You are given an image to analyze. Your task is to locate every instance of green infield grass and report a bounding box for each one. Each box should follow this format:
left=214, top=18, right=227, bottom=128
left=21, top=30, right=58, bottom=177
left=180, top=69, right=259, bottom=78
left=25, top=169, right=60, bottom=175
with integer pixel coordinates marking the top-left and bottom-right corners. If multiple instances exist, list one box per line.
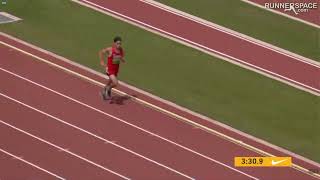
left=0, top=0, right=319, bottom=162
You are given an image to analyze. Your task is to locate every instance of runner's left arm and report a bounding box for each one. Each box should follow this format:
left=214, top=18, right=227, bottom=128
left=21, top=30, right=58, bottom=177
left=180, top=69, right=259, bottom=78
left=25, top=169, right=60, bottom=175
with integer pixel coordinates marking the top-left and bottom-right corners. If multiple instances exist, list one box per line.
left=120, top=50, right=126, bottom=63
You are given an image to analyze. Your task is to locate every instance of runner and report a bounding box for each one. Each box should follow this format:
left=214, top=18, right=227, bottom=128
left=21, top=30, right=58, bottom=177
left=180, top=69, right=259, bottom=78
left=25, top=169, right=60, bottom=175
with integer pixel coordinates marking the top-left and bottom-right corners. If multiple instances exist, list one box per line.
left=99, top=36, right=125, bottom=100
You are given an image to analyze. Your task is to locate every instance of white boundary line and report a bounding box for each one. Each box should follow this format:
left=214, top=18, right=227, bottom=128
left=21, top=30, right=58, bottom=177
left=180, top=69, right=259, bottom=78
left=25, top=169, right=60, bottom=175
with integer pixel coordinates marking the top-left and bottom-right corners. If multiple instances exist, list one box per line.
left=0, top=93, right=194, bottom=180
left=0, top=67, right=260, bottom=180
left=139, top=0, right=320, bottom=67
left=0, top=12, right=22, bottom=24
left=1, top=31, right=319, bottom=169
left=0, top=38, right=319, bottom=179
left=0, top=6, right=318, bottom=168
left=0, top=148, right=66, bottom=180
left=240, top=0, right=320, bottom=29
left=75, top=0, right=320, bottom=96
left=0, top=120, right=130, bottom=179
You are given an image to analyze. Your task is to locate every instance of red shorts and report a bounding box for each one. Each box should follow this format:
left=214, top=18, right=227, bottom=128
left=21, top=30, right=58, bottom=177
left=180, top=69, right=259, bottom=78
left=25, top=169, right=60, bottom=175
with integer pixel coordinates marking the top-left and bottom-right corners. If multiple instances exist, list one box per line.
left=106, top=64, right=119, bottom=77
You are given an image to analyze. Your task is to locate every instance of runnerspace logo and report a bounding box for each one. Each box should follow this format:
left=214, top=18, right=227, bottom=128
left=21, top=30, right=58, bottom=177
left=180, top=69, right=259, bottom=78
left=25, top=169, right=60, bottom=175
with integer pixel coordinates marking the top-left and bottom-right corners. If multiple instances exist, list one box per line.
left=1, top=0, right=7, bottom=5
left=265, top=2, right=318, bottom=15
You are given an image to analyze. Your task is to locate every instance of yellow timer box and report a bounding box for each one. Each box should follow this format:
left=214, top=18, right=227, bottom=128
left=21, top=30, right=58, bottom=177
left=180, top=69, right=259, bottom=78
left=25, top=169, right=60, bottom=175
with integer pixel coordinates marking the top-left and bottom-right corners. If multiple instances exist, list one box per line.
left=234, top=157, right=292, bottom=167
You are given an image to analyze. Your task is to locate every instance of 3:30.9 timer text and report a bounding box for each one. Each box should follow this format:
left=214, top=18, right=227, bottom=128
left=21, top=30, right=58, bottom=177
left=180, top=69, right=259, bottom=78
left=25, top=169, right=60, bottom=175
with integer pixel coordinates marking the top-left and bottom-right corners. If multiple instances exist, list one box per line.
left=241, top=157, right=264, bottom=165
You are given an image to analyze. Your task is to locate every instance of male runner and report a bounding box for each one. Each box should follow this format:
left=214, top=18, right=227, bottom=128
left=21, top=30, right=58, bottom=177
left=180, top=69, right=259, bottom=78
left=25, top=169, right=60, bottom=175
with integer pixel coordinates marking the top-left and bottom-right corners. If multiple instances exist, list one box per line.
left=99, top=36, right=125, bottom=100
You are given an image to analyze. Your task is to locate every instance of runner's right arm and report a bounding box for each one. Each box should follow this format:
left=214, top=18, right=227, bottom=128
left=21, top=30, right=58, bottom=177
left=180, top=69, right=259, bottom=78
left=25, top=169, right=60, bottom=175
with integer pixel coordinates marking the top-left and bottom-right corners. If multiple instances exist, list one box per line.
left=99, top=47, right=111, bottom=66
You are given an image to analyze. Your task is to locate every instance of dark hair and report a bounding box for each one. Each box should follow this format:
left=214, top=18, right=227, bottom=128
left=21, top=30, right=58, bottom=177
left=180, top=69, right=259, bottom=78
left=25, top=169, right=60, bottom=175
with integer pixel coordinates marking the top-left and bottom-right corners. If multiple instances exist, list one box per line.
left=113, top=36, right=122, bottom=42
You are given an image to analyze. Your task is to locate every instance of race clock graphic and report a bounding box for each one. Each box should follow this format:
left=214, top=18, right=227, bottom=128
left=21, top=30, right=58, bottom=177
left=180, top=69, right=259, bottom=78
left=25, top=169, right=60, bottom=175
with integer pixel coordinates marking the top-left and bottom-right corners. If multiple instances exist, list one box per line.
left=234, top=157, right=292, bottom=167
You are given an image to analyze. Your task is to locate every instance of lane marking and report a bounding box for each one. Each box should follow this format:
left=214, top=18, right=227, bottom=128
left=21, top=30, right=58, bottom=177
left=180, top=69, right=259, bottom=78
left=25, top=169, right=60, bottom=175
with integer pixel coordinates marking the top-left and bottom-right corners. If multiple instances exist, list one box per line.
left=0, top=40, right=319, bottom=179
left=0, top=120, right=130, bottom=180
left=0, top=93, right=194, bottom=180
left=0, top=12, right=22, bottom=24
left=68, top=1, right=320, bottom=96
left=1, top=32, right=318, bottom=169
left=76, top=0, right=320, bottom=95
left=0, top=148, right=66, bottom=180
left=139, top=0, right=320, bottom=67
left=240, top=0, right=320, bottom=29
left=0, top=67, right=260, bottom=180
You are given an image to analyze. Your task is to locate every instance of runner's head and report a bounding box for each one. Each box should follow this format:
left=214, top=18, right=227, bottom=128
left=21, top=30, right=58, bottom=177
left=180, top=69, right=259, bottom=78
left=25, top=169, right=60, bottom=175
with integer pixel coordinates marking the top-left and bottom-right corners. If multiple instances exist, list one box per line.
left=113, top=36, right=122, bottom=49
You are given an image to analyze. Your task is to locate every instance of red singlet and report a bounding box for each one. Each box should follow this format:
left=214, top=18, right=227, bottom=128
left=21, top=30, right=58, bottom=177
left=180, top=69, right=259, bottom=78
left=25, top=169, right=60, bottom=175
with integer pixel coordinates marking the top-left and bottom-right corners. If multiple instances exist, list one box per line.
left=106, top=46, right=124, bottom=77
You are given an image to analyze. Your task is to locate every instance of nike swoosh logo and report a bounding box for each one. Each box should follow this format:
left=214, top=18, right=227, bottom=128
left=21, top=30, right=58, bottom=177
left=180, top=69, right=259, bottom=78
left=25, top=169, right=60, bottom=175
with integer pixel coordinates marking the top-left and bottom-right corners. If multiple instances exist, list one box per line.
left=271, top=159, right=287, bottom=165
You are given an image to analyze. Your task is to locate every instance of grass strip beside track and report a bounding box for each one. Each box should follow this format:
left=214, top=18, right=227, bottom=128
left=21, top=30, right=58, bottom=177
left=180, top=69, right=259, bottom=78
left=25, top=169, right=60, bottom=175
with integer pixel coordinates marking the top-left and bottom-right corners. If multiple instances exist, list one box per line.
left=0, top=0, right=319, bottom=162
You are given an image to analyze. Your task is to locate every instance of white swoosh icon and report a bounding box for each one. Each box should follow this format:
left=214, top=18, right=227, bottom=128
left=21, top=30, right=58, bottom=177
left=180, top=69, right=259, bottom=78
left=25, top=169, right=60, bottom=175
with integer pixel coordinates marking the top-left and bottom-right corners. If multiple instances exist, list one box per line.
left=271, top=159, right=287, bottom=165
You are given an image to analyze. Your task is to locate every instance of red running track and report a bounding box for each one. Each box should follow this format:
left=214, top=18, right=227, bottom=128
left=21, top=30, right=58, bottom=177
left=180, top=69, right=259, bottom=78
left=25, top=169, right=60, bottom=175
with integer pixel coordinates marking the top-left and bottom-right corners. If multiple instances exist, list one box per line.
left=78, top=0, right=320, bottom=95
left=0, top=36, right=319, bottom=179
left=247, top=0, right=320, bottom=26
left=0, top=149, right=61, bottom=180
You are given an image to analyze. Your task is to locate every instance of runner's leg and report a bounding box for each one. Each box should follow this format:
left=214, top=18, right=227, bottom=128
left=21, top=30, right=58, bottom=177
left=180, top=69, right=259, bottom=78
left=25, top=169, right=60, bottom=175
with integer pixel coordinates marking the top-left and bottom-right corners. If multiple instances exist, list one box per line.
left=107, top=74, right=118, bottom=97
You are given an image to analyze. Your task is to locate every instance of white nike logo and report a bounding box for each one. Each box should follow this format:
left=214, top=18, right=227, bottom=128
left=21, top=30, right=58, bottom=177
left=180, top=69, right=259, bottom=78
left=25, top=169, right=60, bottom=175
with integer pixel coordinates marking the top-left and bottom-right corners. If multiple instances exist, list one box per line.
left=271, top=159, right=287, bottom=165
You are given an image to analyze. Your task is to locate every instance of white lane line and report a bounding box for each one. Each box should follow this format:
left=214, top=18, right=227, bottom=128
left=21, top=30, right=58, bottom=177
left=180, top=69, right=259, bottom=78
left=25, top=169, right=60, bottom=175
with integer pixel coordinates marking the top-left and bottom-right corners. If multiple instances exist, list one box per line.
left=0, top=67, right=259, bottom=180
left=1, top=32, right=319, bottom=169
left=69, top=2, right=320, bottom=96
left=77, top=0, right=320, bottom=95
left=0, top=40, right=318, bottom=179
left=139, top=0, right=320, bottom=67
left=0, top=93, right=194, bottom=180
left=240, top=0, right=320, bottom=29
left=0, top=119, right=130, bottom=180
left=0, top=148, right=66, bottom=180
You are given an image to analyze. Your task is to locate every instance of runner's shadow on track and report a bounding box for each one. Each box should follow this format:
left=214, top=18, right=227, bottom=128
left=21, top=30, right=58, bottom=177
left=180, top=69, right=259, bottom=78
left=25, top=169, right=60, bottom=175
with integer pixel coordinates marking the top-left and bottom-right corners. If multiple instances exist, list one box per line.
left=109, top=95, right=133, bottom=105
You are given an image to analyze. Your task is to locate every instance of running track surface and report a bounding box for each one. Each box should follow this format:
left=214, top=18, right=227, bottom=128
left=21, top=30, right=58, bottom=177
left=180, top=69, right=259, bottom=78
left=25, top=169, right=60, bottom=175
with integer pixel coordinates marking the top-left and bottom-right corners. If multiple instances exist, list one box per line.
left=78, top=0, right=320, bottom=95
left=0, top=36, right=319, bottom=179
left=246, top=0, right=320, bottom=26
